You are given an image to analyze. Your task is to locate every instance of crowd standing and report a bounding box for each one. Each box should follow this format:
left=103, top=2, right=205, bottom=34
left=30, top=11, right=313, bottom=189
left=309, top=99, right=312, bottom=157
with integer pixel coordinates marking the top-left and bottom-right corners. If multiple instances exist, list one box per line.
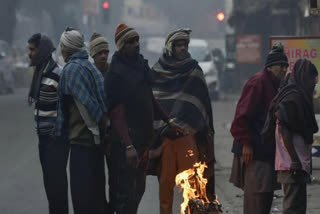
left=27, top=24, right=317, bottom=214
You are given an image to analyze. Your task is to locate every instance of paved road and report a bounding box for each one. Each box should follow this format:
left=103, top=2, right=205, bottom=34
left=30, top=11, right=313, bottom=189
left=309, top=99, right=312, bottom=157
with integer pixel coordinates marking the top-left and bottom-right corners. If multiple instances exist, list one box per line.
left=0, top=89, right=181, bottom=214
left=1, top=89, right=320, bottom=214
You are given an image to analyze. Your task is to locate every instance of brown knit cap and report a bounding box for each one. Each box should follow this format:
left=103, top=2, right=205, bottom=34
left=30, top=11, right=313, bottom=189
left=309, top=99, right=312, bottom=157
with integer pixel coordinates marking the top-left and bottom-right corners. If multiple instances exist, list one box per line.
left=114, top=24, right=139, bottom=50
left=89, top=32, right=109, bottom=57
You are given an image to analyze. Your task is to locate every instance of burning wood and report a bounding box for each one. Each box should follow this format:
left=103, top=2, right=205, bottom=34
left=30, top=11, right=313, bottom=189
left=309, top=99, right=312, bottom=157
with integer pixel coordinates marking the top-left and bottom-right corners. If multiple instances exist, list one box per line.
left=187, top=198, right=222, bottom=214
left=175, top=162, right=222, bottom=214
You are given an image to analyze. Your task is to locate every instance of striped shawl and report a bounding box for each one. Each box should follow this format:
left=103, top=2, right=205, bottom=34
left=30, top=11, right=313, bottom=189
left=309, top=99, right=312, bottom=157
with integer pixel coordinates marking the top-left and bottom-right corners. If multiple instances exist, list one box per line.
left=152, top=54, right=214, bottom=133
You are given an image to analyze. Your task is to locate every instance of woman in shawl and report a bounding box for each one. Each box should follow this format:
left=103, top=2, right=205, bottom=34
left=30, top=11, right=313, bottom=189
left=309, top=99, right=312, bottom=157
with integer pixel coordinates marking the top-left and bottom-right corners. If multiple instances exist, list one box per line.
left=263, top=59, right=318, bottom=214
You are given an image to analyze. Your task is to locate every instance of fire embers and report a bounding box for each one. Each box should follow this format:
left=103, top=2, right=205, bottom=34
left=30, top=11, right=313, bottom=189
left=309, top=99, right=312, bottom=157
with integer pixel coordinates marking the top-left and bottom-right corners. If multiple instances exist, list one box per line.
left=188, top=198, right=222, bottom=214
left=175, top=162, right=222, bottom=214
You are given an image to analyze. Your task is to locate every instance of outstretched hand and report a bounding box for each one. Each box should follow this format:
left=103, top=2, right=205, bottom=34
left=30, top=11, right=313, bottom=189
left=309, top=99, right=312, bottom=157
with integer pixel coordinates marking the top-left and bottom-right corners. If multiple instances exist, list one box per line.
left=168, top=119, right=189, bottom=136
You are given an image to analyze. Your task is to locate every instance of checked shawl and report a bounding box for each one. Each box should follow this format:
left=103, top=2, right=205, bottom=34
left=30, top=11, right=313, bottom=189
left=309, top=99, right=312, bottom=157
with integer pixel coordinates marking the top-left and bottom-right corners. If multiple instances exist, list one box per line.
left=54, top=50, right=106, bottom=136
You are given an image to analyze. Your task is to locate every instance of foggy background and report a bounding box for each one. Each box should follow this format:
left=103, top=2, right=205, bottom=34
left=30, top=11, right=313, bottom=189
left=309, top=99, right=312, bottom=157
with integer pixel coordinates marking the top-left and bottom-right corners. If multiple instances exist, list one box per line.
left=1, top=1, right=320, bottom=214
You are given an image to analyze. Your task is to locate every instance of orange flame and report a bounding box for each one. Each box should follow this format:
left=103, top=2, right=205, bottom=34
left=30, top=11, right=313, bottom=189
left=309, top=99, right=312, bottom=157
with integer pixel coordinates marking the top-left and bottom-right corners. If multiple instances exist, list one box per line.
left=175, top=162, right=209, bottom=214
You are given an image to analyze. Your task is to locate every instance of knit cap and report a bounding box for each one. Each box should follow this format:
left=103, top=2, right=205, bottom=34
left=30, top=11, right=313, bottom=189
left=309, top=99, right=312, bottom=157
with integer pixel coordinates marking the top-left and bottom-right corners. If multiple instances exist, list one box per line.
left=89, top=32, right=109, bottom=57
left=265, top=42, right=289, bottom=68
left=114, top=24, right=139, bottom=50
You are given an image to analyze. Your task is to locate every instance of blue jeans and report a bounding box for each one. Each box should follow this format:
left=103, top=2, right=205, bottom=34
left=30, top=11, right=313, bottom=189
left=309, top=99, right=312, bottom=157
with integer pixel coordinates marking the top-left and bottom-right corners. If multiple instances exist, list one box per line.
left=38, top=135, right=70, bottom=214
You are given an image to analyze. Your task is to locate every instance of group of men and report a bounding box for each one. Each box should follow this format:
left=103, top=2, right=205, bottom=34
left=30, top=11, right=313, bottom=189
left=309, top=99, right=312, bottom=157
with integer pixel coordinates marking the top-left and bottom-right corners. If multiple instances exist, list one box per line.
left=27, top=24, right=215, bottom=214
left=230, top=44, right=319, bottom=214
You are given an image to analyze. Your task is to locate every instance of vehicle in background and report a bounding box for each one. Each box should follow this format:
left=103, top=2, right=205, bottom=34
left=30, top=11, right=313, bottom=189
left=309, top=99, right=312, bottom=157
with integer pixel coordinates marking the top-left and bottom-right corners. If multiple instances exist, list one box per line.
left=0, top=40, right=15, bottom=95
left=189, top=39, right=220, bottom=100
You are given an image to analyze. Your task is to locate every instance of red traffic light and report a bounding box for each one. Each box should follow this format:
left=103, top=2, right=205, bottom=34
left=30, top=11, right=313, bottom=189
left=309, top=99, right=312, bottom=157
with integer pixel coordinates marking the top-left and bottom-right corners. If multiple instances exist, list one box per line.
left=216, top=12, right=225, bottom=22
left=103, top=1, right=110, bottom=9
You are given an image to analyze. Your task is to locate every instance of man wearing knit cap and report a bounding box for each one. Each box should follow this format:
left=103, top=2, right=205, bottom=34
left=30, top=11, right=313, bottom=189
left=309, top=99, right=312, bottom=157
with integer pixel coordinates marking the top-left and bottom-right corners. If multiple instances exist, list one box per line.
left=151, top=29, right=215, bottom=214
left=104, top=24, right=180, bottom=214
left=229, top=43, right=289, bottom=214
left=89, top=32, right=109, bottom=77
left=27, top=33, right=69, bottom=214
left=55, top=27, right=107, bottom=214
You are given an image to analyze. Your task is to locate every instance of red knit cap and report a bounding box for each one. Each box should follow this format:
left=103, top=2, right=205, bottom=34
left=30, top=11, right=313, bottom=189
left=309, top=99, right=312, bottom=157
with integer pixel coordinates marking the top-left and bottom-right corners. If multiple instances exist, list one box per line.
left=115, top=24, right=129, bottom=40
left=114, top=24, right=139, bottom=50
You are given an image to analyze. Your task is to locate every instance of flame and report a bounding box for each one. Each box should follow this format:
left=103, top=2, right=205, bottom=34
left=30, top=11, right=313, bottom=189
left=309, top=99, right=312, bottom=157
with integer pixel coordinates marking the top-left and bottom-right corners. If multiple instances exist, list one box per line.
left=175, top=162, right=209, bottom=214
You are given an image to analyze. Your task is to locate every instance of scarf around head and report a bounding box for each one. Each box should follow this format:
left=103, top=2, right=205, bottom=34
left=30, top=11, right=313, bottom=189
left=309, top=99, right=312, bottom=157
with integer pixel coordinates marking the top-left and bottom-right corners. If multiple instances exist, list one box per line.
left=262, top=59, right=319, bottom=145
left=165, top=29, right=191, bottom=56
left=28, top=34, right=55, bottom=105
left=60, top=28, right=85, bottom=56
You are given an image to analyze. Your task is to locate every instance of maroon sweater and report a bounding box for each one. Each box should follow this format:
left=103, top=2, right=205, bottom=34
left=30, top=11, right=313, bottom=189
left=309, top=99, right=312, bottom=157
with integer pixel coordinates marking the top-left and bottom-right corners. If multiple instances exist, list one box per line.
left=231, top=69, right=280, bottom=146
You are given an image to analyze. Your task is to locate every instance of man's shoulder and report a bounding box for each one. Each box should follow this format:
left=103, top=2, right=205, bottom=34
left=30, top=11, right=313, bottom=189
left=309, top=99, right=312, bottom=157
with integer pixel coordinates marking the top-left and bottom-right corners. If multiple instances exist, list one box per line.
left=245, top=70, right=265, bottom=86
left=61, top=61, right=86, bottom=79
left=64, top=59, right=89, bottom=71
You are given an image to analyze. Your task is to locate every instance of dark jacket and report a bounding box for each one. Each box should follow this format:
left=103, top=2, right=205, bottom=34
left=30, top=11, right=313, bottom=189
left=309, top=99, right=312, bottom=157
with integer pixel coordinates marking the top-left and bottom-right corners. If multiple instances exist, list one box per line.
left=105, top=52, right=165, bottom=155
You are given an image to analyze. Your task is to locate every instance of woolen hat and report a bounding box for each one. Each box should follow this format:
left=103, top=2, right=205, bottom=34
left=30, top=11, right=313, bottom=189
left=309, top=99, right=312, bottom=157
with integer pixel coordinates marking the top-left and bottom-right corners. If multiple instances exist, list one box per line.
left=265, top=42, right=289, bottom=68
left=89, top=32, right=109, bottom=57
left=114, top=24, right=139, bottom=50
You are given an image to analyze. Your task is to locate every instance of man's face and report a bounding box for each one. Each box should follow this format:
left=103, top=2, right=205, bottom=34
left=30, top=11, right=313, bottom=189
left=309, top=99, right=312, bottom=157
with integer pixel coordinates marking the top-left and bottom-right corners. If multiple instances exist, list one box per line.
left=27, top=43, right=38, bottom=66
left=173, top=40, right=188, bottom=61
left=60, top=44, right=68, bottom=62
left=93, top=49, right=109, bottom=69
left=267, top=64, right=288, bottom=80
left=122, top=36, right=140, bottom=57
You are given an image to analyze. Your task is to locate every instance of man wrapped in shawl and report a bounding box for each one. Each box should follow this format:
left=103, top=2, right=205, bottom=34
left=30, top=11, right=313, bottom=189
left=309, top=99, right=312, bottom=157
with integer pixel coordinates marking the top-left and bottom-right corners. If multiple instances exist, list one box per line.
left=151, top=29, right=215, bottom=214
left=55, top=27, right=107, bottom=214
left=263, top=59, right=318, bottom=214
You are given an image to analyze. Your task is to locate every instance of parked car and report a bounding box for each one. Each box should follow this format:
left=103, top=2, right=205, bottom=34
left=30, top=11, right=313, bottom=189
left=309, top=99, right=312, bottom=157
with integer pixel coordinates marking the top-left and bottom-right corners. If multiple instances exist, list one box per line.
left=0, top=40, right=15, bottom=94
left=189, top=39, right=220, bottom=100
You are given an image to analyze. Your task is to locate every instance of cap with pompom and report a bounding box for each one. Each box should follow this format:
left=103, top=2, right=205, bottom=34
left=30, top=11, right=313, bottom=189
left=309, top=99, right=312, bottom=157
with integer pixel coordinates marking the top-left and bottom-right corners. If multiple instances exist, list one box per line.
left=265, top=42, right=289, bottom=68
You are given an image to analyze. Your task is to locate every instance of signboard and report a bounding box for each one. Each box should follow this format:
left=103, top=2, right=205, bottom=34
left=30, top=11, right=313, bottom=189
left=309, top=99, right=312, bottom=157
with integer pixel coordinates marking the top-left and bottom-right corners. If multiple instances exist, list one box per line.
left=270, top=36, right=320, bottom=157
left=236, top=35, right=262, bottom=64
left=270, top=36, right=320, bottom=96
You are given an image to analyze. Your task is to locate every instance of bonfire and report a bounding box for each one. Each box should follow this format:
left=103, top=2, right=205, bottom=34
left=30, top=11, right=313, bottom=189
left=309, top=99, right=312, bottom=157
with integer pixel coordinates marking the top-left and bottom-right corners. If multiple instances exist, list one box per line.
left=175, top=162, right=222, bottom=214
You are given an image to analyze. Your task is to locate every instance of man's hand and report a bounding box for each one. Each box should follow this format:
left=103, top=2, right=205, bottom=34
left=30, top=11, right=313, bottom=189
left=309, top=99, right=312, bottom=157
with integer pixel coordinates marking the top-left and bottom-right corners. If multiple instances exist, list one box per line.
left=168, top=118, right=189, bottom=136
left=125, top=145, right=138, bottom=168
left=242, top=143, right=253, bottom=165
left=290, top=161, right=302, bottom=175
